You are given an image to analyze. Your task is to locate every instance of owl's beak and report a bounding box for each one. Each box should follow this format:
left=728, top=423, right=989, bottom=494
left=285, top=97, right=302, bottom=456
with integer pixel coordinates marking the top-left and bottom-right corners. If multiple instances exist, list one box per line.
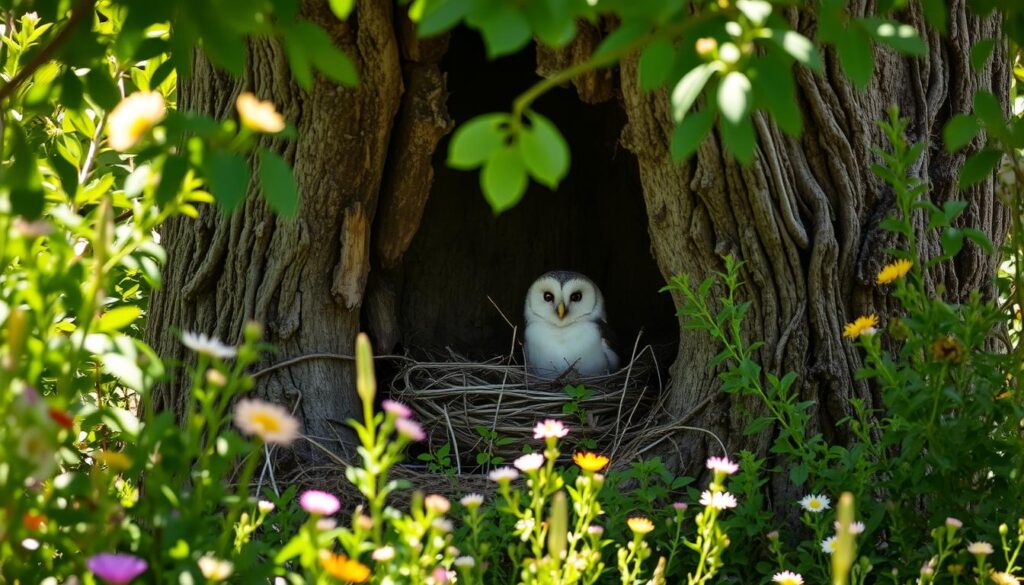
left=557, top=302, right=567, bottom=320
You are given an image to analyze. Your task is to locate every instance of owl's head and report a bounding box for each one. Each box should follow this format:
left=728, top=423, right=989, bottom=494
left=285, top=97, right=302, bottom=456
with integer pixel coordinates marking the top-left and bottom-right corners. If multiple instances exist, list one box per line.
left=524, top=271, right=606, bottom=327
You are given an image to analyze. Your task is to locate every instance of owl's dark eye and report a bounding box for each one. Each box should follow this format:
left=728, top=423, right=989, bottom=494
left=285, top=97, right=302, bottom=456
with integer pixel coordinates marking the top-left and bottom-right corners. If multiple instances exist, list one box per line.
left=570, top=291, right=582, bottom=302
left=543, top=292, right=554, bottom=302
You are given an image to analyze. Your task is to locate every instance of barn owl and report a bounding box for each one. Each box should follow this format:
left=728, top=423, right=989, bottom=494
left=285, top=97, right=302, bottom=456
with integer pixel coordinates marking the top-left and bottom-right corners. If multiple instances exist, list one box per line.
left=523, top=271, right=620, bottom=379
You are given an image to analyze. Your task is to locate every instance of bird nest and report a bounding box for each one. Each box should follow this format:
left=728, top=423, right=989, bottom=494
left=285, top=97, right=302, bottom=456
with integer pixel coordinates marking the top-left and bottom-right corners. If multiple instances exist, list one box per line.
left=390, top=335, right=667, bottom=471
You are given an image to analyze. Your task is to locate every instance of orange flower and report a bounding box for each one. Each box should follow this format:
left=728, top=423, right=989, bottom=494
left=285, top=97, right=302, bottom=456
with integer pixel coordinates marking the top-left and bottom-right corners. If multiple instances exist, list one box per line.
left=842, top=315, right=879, bottom=339
left=319, top=552, right=371, bottom=583
left=573, top=451, right=609, bottom=472
left=22, top=512, right=46, bottom=531
left=48, top=407, right=74, bottom=429
left=627, top=516, right=654, bottom=535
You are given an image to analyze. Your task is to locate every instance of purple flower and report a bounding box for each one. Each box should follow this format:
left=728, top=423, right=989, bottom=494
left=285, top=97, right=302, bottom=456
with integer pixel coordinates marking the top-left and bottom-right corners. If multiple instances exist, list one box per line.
left=396, top=418, right=426, bottom=441
left=88, top=553, right=148, bottom=584
left=382, top=400, right=412, bottom=419
left=299, top=490, right=340, bottom=516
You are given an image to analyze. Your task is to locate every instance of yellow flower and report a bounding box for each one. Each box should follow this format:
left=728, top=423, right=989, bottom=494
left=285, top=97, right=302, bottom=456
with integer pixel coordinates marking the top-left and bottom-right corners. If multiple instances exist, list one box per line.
left=573, top=451, right=609, bottom=472
left=236, top=92, right=285, bottom=133
left=234, top=398, right=300, bottom=445
left=931, top=335, right=964, bottom=363
left=197, top=555, right=233, bottom=581
left=991, top=572, right=1020, bottom=585
left=627, top=516, right=654, bottom=535
left=843, top=315, right=879, bottom=339
left=107, top=91, right=166, bottom=151
left=319, top=551, right=371, bottom=583
left=96, top=450, right=133, bottom=471
left=877, top=259, right=913, bottom=284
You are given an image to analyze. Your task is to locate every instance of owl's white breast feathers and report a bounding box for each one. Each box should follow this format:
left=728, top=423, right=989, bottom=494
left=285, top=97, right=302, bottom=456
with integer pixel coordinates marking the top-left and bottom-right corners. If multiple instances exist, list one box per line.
left=525, top=320, right=617, bottom=379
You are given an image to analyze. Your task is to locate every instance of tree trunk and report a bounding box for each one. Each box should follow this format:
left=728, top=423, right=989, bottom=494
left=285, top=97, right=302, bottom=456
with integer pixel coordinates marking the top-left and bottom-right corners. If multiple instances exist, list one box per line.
left=148, top=1, right=1009, bottom=474
left=617, top=2, right=1009, bottom=473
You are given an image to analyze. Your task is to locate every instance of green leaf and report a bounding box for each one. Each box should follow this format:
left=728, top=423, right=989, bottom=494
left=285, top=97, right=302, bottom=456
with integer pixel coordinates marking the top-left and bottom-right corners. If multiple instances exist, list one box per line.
left=718, top=71, right=751, bottom=124
left=472, top=4, right=532, bottom=58
left=940, top=227, right=963, bottom=257
left=962, top=227, right=994, bottom=252
left=767, top=29, right=823, bottom=71
left=593, top=22, right=647, bottom=63
left=204, top=151, right=252, bottom=212
left=518, top=112, right=570, bottom=189
left=523, top=1, right=575, bottom=48
left=736, top=0, right=772, bottom=26
left=752, top=52, right=802, bottom=135
left=720, top=115, right=756, bottom=165
left=416, top=0, right=470, bottom=37
left=920, top=0, right=947, bottom=34
left=481, top=146, right=528, bottom=213
left=671, top=63, right=716, bottom=122
left=48, top=151, right=79, bottom=197
left=448, top=113, right=509, bottom=170
left=862, top=18, right=927, bottom=55
left=291, top=22, right=359, bottom=87
left=258, top=149, right=300, bottom=217
left=9, top=123, right=44, bottom=219
left=957, top=148, right=1001, bottom=189
left=156, top=155, right=189, bottom=205
left=639, top=37, right=674, bottom=91
left=970, top=38, right=996, bottom=71
left=789, top=462, right=809, bottom=486
left=98, top=306, right=142, bottom=332
left=835, top=26, right=874, bottom=88
left=670, top=109, right=714, bottom=162
left=329, top=0, right=355, bottom=20
left=972, top=90, right=1004, bottom=130
left=942, top=114, right=979, bottom=152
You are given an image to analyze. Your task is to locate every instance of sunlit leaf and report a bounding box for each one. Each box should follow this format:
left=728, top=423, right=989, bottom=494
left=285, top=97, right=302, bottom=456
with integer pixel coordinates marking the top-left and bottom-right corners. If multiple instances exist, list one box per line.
left=671, top=63, right=716, bottom=122
left=448, top=113, right=509, bottom=170
left=518, top=112, right=570, bottom=188
left=481, top=146, right=528, bottom=212
left=258, top=149, right=300, bottom=217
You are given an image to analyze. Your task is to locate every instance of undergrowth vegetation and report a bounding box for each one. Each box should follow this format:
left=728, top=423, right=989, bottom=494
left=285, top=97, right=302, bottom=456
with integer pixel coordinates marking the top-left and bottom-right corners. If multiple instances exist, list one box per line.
left=2, top=0, right=1024, bottom=584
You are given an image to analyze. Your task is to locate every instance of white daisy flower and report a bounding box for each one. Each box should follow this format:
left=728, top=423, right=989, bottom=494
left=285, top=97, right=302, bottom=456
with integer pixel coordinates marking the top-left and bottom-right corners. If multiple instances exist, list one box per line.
left=820, top=535, right=838, bottom=554
left=772, top=571, right=804, bottom=585
left=699, top=490, right=738, bottom=510
left=798, top=494, right=831, bottom=513
left=181, top=331, right=237, bottom=359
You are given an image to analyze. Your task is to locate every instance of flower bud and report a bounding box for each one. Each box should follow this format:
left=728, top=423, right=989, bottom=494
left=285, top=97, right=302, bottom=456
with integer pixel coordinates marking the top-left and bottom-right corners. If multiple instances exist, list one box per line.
left=695, top=38, right=718, bottom=58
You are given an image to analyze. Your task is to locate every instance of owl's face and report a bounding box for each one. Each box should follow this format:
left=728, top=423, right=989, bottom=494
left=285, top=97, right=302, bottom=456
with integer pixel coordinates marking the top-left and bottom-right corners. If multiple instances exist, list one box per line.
left=525, top=271, right=606, bottom=327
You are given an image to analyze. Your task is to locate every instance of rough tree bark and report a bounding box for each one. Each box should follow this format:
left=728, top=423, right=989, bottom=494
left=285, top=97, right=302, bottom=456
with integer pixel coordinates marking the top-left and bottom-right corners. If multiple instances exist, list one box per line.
left=616, top=2, right=1009, bottom=473
left=148, top=1, right=1009, bottom=474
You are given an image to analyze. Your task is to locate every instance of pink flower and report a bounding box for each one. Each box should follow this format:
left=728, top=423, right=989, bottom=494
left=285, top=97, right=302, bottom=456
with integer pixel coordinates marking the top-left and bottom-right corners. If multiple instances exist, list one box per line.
left=672, top=502, right=688, bottom=511
left=396, top=418, right=426, bottom=441
left=88, top=553, right=148, bottom=584
left=425, top=494, right=451, bottom=514
left=706, top=456, right=739, bottom=475
left=533, top=419, right=569, bottom=440
left=946, top=517, right=963, bottom=529
left=299, top=490, right=340, bottom=516
left=513, top=452, right=545, bottom=472
left=382, top=400, right=412, bottom=419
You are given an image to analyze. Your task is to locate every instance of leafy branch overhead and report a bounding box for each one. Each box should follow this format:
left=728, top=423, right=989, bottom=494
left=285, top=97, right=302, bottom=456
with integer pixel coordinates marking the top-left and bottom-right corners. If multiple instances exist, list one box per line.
left=412, top=0, right=1005, bottom=214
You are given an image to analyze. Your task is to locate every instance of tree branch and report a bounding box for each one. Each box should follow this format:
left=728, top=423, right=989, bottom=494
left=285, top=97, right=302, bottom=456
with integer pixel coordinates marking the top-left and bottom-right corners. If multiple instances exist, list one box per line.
left=0, top=0, right=97, bottom=104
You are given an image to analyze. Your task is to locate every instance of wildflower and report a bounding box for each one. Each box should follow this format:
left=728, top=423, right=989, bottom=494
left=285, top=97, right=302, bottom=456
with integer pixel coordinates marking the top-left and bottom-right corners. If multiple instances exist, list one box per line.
left=627, top=516, right=655, bottom=535
left=12, top=218, right=53, bottom=239
left=454, top=556, right=476, bottom=568
left=992, top=573, right=1020, bottom=585
left=672, top=502, right=688, bottom=511
left=587, top=525, right=605, bottom=536
left=48, top=407, right=74, bottom=429
left=460, top=493, right=484, bottom=509
left=431, top=518, right=454, bottom=533
left=820, top=535, right=838, bottom=554
left=931, top=335, right=964, bottom=363
left=319, top=552, right=370, bottom=583
left=949, top=564, right=964, bottom=575
left=946, top=517, right=963, bottom=529
left=107, top=91, right=166, bottom=151
left=87, top=553, right=149, bottom=585
left=700, top=490, right=738, bottom=510
left=317, top=518, right=338, bottom=531
left=430, top=567, right=454, bottom=584
left=355, top=514, right=373, bottom=530
left=767, top=530, right=780, bottom=541
left=695, top=37, right=718, bottom=57
left=22, top=538, right=40, bottom=550
left=843, top=315, right=879, bottom=338
left=205, top=369, right=227, bottom=387
left=396, top=418, right=426, bottom=441
left=706, top=456, right=739, bottom=475
left=371, top=546, right=395, bottom=561
left=236, top=92, right=286, bottom=133
left=772, top=571, right=804, bottom=585
left=234, top=399, right=300, bottom=445
left=22, top=512, right=45, bottom=531
left=197, top=556, right=233, bottom=581
left=96, top=450, right=133, bottom=471
left=573, top=451, right=609, bottom=472
left=968, top=541, right=994, bottom=556
left=798, top=494, right=831, bottom=513
left=299, top=490, right=340, bottom=516
left=514, top=452, right=545, bottom=472
left=834, top=520, right=866, bottom=534
left=180, top=331, right=237, bottom=359
left=424, top=494, right=450, bottom=514
left=533, top=419, right=569, bottom=440
left=17, top=427, right=56, bottom=479
left=382, top=399, right=412, bottom=419
left=257, top=500, right=275, bottom=515
left=488, top=466, right=520, bottom=483
left=877, top=259, right=913, bottom=284
left=515, top=518, right=536, bottom=541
